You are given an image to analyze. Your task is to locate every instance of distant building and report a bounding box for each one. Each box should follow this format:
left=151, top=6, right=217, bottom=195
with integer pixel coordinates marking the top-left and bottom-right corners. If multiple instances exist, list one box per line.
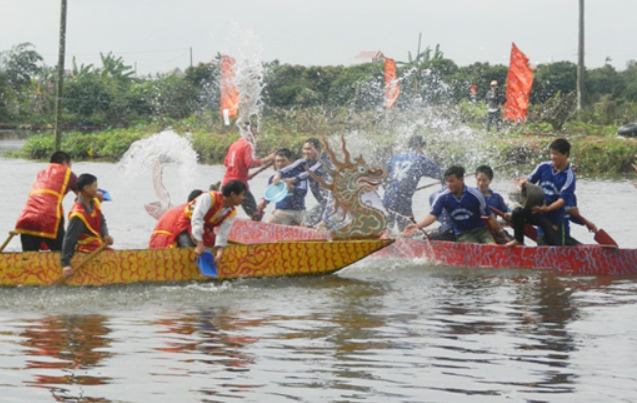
left=352, top=50, right=385, bottom=65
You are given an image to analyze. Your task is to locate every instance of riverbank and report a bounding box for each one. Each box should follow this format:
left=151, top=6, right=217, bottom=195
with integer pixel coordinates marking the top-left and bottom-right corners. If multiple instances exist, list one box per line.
left=4, top=110, right=637, bottom=177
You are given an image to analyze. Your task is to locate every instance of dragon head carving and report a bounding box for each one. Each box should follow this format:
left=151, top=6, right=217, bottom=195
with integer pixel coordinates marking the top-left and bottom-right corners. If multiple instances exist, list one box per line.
left=308, top=135, right=387, bottom=239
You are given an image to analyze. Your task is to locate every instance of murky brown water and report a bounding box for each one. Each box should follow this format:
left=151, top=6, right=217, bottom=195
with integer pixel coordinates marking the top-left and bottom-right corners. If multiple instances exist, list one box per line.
left=2, top=158, right=637, bottom=402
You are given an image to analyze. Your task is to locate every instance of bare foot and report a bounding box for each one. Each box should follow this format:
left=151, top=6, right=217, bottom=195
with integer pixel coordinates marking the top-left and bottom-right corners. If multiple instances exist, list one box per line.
left=504, top=239, right=520, bottom=248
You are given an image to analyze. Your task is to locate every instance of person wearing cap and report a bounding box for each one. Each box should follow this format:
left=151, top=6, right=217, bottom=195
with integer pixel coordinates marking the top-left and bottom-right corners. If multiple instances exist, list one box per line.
left=505, top=138, right=576, bottom=247
left=486, top=80, right=504, bottom=133
left=382, top=135, right=443, bottom=232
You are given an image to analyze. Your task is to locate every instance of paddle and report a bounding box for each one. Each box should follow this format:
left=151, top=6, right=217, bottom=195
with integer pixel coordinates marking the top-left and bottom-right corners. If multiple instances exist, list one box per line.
left=54, top=243, right=108, bottom=285
left=414, top=182, right=440, bottom=192
left=0, top=231, right=18, bottom=253
left=489, top=206, right=537, bottom=242
left=247, top=161, right=273, bottom=181
left=574, top=213, right=618, bottom=247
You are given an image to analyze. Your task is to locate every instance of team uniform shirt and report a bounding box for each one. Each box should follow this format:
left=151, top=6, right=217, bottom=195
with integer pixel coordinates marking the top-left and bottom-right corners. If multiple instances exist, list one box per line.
left=430, top=186, right=491, bottom=235
left=429, top=188, right=454, bottom=232
left=484, top=190, right=508, bottom=213
left=222, top=138, right=262, bottom=189
left=383, top=151, right=442, bottom=216
left=267, top=171, right=308, bottom=211
left=527, top=162, right=576, bottom=223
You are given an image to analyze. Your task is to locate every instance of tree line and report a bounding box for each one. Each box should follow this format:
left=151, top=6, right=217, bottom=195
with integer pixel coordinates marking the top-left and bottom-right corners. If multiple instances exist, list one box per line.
left=2, top=42, right=637, bottom=131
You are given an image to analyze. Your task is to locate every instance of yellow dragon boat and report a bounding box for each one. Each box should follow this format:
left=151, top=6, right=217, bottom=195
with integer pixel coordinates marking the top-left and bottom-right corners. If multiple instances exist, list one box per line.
left=0, top=239, right=393, bottom=287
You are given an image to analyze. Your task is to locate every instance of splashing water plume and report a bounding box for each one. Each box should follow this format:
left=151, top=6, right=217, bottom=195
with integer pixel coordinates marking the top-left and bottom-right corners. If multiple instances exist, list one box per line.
left=118, top=130, right=199, bottom=209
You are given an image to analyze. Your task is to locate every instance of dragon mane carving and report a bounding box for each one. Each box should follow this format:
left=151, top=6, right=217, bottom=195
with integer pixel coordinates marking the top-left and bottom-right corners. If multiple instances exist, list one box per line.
left=308, top=135, right=387, bottom=240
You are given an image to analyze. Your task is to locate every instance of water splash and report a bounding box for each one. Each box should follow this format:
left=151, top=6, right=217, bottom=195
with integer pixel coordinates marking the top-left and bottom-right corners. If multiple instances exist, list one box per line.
left=117, top=129, right=198, bottom=208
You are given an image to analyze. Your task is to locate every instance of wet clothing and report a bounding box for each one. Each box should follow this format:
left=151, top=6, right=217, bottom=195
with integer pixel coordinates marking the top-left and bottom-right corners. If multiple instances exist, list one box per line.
left=427, top=188, right=456, bottom=241
left=510, top=161, right=575, bottom=246
left=61, top=198, right=109, bottom=267
left=15, top=163, right=77, bottom=251
left=174, top=191, right=236, bottom=249
left=429, top=186, right=492, bottom=236
left=527, top=162, right=576, bottom=223
left=383, top=151, right=442, bottom=231
left=222, top=138, right=263, bottom=217
left=284, top=156, right=331, bottom=227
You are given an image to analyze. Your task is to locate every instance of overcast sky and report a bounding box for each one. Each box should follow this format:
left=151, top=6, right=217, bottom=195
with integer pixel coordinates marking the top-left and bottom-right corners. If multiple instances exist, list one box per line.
left=1, top=0, right=634, bottom=75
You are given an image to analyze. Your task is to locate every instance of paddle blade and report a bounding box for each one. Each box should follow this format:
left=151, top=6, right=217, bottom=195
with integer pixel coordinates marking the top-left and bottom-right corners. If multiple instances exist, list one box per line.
left=197, top=249, right=218, bottom=277
left=594, top=229, right=619, bottom=247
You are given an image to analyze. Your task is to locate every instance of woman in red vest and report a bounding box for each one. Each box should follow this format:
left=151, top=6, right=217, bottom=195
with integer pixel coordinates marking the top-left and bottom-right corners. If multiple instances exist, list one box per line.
left=14, top=151, right=77, bottom=251
left=60, top=173, right=114, bottom=278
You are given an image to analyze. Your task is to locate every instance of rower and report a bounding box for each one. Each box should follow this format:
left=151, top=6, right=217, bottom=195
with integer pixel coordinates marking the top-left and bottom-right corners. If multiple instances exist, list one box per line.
left=505, top=138, right=575, bottom=247
left=150, top=180, right=246, bottom=261
left=402, top=165, right=505, bottom=244
left=14, top=151, right=77, bottom=251
left=61, top=174, right=114, bottom=278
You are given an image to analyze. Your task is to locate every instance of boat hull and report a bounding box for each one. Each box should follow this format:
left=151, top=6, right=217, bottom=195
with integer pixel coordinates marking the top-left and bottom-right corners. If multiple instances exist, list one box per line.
left=228, top=219, right=637, bottom=276
left=0, top=239, right=393, bottom=287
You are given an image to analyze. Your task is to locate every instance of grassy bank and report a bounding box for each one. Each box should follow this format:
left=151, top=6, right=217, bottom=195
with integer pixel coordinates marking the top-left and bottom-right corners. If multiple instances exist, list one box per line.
left=8, top=109, right=637, bottom=177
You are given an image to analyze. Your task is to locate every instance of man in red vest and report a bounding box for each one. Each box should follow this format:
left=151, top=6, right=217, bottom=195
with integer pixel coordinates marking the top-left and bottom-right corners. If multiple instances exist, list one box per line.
left=61, top=173, right=114, bottom=278
left=14, top=151, right=77, bottom=251
left=149, top=180, right=246, bottom=261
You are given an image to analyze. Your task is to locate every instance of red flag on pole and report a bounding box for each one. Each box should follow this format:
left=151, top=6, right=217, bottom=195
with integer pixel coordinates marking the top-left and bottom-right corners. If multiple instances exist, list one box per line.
left=220, top=55, right=239, bottom=124
left=384, top=58, right=400, bottom=109
left=504, top=43, right=534, bottom=122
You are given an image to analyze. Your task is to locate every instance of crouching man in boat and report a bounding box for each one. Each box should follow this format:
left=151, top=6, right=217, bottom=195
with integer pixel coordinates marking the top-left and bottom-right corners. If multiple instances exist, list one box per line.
left=61, top=174, right=114, bottom=278
left=505, top=138, right=575, bottom=247
left=149, top=180, right=246, bottom=260
left=402, top=165, right=506, bottom=244
left=14, top=151, right=77, bottom=251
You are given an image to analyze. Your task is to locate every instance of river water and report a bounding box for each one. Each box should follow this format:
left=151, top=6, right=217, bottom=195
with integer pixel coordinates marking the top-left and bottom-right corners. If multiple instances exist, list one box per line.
left=1, top=156, right=637, bottom=402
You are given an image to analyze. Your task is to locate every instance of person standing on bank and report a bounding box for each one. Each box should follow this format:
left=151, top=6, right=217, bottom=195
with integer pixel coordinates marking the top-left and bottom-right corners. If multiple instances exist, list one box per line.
left=486, top=80, right=504, bottom=133
left=61, top=174, right=113, bottom=278
left=14, top=151, right=77, bottom=251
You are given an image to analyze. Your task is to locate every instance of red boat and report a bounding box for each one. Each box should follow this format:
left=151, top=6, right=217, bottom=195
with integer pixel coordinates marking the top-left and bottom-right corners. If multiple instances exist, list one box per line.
left=228, top=219, right=637, bottom=276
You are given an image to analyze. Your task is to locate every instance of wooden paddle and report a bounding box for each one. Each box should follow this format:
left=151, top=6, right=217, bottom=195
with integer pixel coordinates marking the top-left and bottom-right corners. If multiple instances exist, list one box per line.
left=0, top=231, right=18, bottom=253
left=574, top=213, right=619, bottom=247
left=247, top=161, right=273, bottom=180
left=54, top=243, right=108, bottom=285
left=489, top=206, right=537, bottom=242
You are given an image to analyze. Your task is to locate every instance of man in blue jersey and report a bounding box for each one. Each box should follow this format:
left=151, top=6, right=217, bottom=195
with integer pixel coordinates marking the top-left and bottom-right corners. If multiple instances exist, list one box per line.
left=383, top=135, right=443, bottom=232
left=402, top=165, right=505, bottom=244
left=505, top=138, right=576, bottom=247
left=257, top=148, right=308, bottom=226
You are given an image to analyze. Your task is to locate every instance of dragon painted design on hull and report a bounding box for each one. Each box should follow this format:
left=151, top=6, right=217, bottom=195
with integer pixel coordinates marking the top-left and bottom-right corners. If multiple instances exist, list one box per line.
left=309, top=135, right=388, bottom=239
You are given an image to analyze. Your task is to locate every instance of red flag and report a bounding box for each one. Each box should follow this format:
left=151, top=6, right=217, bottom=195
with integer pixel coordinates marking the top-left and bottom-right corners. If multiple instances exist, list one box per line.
left=384, top=58, right=400, bottom=109
left=220, top=55, right=239, bottom=121
left=504, top=43, right=533, bottom=122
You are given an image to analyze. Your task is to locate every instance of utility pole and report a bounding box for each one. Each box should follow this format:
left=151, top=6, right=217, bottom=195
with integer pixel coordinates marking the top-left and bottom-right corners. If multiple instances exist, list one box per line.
left=190, top=47, right=193, bottom=68
left=54, top=0, right=67, bottom=151
left=577, top=0, right=585, bottom=111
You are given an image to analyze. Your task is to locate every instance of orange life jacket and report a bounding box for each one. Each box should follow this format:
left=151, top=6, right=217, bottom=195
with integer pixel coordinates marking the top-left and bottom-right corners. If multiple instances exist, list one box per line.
left=68, top=198, right=104, bottom=252
left=148, top=203, right=189, bottom=249
left=172, top=191, right=236, bottom=246
left=15, top=163, right=72, bottom=239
